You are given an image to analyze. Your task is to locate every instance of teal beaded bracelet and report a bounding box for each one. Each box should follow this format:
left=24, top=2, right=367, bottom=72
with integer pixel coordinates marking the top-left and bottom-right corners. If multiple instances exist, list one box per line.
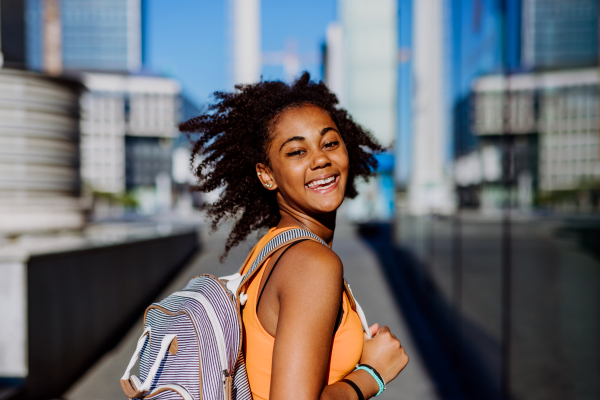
left=354, top=364, right=386, bottom=396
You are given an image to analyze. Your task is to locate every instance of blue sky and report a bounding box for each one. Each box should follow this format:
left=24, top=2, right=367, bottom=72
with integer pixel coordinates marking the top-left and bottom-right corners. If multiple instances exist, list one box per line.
left=145, top=0, right=413, bottom=184
left=143, top=1, right=516, bottom=185
left=145, top=0, right=336, bottom=107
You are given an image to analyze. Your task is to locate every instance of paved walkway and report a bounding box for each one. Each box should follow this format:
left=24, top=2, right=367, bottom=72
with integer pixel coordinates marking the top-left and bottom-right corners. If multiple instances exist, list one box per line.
left=65, top=223, right=440, bottom=400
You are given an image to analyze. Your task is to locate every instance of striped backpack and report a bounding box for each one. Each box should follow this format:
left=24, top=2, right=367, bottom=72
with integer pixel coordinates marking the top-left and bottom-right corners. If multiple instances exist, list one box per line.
left=120, top=228, right=371, bottom=400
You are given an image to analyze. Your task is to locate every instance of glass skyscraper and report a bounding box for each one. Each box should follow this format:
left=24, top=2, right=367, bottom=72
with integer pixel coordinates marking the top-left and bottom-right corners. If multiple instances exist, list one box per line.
left=26, top=0, right=142, bottom=72
left=522, top=0, right=599, bottom=69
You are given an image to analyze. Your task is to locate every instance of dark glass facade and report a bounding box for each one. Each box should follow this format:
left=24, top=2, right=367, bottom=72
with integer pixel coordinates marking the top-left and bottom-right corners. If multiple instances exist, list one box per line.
left=1, top=0, right=27, bottom=68
left=522, top=0, right=599, bottom=69
left=450, top=0, right=506, bottom=158
left=25, top=0, right=140, bottom=72
left=125, top=136, right=172, bottom=189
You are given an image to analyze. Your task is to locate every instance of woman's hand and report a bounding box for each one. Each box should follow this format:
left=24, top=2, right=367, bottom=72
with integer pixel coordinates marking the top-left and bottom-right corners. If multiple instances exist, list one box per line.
left=359, top=323, right=409, bottom=384
left=264, top=239, right=408, bottom=399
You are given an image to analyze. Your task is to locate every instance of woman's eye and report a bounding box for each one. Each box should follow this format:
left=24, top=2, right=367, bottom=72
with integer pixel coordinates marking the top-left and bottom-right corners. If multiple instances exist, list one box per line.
left=286, top=150, right=305, bottom=157
left=324, top=141, right=339, bottom=149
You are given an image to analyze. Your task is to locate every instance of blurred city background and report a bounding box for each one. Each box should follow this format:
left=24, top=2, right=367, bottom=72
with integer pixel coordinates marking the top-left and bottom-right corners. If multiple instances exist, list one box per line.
left=0, top=0, right=598, bottom=399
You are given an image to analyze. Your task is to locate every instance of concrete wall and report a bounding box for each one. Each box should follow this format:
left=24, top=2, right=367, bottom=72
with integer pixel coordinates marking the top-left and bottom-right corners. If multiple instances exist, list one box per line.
left=16, top=229, right=198, bottom=400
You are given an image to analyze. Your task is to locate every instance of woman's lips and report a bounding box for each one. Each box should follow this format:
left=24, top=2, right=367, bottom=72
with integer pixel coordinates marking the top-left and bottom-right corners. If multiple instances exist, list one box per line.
left=306, top=175, right=339, bottom=193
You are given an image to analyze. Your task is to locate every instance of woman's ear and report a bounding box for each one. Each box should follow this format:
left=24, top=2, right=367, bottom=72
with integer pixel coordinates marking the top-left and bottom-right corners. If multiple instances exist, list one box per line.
left=256, top=163, right=278, bottom=190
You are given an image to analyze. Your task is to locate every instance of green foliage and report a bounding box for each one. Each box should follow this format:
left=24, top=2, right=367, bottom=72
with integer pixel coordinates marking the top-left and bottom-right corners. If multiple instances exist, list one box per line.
left=534, top=178, right=600, bottom=209
left=92, top=190, right=140, bottom=209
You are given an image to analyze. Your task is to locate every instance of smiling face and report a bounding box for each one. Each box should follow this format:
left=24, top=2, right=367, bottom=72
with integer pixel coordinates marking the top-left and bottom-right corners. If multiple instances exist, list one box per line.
left=256, top=104, right=349, bottom=216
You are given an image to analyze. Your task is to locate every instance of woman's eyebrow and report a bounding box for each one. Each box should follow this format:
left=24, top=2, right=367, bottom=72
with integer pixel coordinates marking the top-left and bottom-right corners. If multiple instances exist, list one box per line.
left=321, top=127, right=338, bottom=135
left=279, top=128, right=339, bottom=151
left=279, top=136, right=305, bottom=151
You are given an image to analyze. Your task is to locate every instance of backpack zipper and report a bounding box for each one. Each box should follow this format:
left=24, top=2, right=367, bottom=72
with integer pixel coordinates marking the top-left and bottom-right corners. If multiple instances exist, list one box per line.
left=173, top=291, right=230, bottom=398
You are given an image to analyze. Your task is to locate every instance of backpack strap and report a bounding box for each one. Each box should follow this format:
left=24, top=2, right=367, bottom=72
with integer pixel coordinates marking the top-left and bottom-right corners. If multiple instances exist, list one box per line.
left=343, top=280, right=372, bottom=339
left=237, top=242, right=260, bottom=274
left=343, top=280, right=356, bottom=311
left=223, top=227, right=372, bottom=337
left=256, top=239, right=307, bottom=309
left=231, top=228, right=327, bottom=305
left=120, top=328, right=179, bottom=398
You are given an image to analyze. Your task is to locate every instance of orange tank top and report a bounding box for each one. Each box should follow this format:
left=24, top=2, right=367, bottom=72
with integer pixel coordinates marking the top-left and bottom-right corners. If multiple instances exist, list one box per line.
left=240, top=227, right=364, bottom=400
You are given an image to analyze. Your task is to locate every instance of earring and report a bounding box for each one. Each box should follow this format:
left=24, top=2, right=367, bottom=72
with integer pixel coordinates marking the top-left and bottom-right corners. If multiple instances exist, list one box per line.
left=265, top=183, right=272, bottom=188
left=257, top=172, right=261, bottom=176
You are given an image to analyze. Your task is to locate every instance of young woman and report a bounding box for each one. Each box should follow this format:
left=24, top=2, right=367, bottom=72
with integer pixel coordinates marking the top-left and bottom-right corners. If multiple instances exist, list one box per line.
left=179, top=73, right=408, bottom=400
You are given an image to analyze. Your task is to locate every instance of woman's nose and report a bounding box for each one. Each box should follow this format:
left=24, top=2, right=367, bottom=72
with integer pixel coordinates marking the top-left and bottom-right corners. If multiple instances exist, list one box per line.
left=310, top=149, right=332, bottom=170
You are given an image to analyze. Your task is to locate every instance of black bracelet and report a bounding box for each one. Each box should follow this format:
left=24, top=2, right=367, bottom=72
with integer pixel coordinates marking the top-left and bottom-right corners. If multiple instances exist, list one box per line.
left=340, top=379, right=365, bottom=400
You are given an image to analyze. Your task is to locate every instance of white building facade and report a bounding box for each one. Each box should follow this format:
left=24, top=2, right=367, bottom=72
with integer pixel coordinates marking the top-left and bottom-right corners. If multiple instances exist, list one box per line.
left=537, top=71, right=599, bottom=192
left=326, top=0, right=398, bottom=222
left=338, top=0, right=398, bottom=148
left=79, top=73, right=181, bottom=197
left=229, top=0, right=261, bottom=86
left=407, top=0, right=455, bottom=215
left=472, top=69, right=600, bottom=194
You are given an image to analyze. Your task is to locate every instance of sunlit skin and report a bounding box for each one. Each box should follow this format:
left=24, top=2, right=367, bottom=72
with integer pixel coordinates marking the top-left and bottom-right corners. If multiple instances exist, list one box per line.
left=257, top=105, right=349, bottom=242
left=254, top=105, right=409, bottom=400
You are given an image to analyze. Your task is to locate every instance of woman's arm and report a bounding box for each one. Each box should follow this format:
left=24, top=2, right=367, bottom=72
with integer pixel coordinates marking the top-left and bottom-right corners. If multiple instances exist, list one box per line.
left=268, top=240, right=343, bottom=399
left=265, top=241, right=408, bottom=400
left=322, top=324, right=409, bottom=399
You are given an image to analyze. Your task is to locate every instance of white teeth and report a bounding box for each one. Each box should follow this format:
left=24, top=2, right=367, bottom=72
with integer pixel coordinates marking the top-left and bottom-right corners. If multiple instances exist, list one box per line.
left=307, top=176, right=336, bottom=189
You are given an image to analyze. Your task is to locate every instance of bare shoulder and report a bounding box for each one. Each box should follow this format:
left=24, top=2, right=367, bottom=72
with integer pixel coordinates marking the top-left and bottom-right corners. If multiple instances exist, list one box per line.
left=279, top=239, right=343, bottom=276
left=274, top=239, right=343, bottom=297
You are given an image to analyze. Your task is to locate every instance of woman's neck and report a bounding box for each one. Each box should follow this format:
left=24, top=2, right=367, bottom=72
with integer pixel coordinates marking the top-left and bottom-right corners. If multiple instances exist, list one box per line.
left=275, top=197, right=336, bottom=246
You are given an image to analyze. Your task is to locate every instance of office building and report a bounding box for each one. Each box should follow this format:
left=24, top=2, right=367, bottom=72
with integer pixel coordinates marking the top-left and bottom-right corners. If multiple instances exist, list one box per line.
left=339, top=0, right=398, bottom=148
left=537, top=70, right=599, bottom=192
left=329, top=0, right=397, bottom=221
left=323, top=22, right=343, bottom=101
left=450, top=0, right=504, bottom=159
left=1, top=0, right=27, bottom=69
left=19, top=0, right=188, bottom=213
left=26, top=0, right=142, bottom=73
left=396, top=0, right=412, bottom=186
left=79, top=73, right=181, bottom=207
left=0, top=69, right=84, bottom=235
left=522, top=0, right=599, bottom=70
left=471, top=69, right=600, bottom=198
left=229, top=0, right=261, bottom=86
left=407, top=0, right=455, bottom=214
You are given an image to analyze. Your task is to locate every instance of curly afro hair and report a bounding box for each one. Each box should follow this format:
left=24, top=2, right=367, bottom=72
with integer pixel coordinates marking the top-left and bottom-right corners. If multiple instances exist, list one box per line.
left=179, top=72, right=383, bottom=259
